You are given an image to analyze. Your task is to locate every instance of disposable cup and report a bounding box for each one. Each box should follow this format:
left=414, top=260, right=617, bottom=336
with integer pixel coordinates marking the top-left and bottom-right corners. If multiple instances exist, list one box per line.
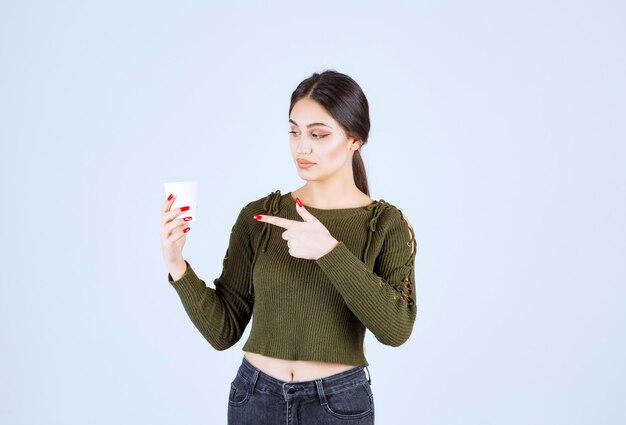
left=164, top=181, right=198, bottom=222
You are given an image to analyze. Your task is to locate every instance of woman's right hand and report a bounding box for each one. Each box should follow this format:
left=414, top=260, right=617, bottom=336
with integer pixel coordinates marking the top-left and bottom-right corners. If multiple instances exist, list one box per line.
left=160, top=194, right=193, bottom=265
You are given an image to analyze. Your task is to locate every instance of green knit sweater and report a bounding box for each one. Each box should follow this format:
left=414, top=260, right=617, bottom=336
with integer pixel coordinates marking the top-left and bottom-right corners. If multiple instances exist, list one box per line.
left=167, top=190, right=417, bottom=366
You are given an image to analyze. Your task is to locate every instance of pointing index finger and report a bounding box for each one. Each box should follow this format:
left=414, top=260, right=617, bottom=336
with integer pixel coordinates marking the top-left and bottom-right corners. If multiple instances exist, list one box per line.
left=255, top=214, right=296, bottom=229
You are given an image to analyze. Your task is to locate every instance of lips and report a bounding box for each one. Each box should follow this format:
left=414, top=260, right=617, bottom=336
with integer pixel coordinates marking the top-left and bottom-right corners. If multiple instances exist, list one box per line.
left=296, top=159, right=316, bottom=169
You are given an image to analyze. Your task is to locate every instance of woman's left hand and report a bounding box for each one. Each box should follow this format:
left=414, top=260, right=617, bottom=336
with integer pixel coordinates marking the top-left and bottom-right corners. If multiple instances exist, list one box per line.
left=254, top=201, right=338, bottom=260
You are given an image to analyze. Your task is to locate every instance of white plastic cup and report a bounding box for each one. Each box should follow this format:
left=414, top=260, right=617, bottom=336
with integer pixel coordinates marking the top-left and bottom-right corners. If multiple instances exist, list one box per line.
left=164, top=181, right=198, bottom=222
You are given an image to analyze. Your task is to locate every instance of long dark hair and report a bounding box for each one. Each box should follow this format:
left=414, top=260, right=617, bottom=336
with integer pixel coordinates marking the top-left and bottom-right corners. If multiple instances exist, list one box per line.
left=289, top=70, right=371, bottom=196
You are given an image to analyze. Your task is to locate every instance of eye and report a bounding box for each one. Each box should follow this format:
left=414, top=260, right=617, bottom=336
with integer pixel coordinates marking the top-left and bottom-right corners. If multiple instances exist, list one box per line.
left=289, top=130, right=298, bottom=135
left=312, top=133, right=328, bottom=140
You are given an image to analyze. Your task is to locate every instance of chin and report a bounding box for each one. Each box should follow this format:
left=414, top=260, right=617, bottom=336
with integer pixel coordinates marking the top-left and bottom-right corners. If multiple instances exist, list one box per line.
left=295, top=169, right=316, bottom=179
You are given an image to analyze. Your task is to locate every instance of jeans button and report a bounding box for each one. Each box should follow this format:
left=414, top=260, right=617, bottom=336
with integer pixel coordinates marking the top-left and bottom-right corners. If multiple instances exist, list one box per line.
left=287, top=386, right=295, bottom=394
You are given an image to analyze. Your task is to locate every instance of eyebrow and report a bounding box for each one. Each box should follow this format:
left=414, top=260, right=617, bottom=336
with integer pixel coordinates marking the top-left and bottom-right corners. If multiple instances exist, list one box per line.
left=289, top=119, right=333, bottom=129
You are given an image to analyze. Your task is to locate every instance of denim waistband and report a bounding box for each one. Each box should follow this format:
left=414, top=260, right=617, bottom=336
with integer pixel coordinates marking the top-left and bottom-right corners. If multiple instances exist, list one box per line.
left=236, top=355, right=371, bottom=401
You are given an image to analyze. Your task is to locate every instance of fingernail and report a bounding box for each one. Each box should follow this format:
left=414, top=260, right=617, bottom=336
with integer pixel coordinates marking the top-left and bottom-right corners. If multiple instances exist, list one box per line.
left=167, top=193, right=173, bottom=201
left=181, top=206, right=190, bottom=212
left=183, top=227, right=191, bottom=233
left=253, top=215, right=262, bottom=220
left=184, top=217, right=192, bottom=221
left=295, top=197, right=302, bottom=208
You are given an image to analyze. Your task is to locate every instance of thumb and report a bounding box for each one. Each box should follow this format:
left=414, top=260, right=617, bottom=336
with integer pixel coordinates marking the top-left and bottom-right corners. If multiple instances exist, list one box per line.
left=295, top=200, right=319, bottom=223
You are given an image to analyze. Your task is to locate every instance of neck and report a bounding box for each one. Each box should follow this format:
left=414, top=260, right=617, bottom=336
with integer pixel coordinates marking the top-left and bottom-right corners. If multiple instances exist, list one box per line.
left=296, top=173, right=367, bottom=210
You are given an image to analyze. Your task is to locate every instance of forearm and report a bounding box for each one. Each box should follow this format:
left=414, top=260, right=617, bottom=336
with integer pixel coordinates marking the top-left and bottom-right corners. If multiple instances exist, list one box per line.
left=168, top=260, right=252, bottom=350
left=315, top=242, right=417, bottom=347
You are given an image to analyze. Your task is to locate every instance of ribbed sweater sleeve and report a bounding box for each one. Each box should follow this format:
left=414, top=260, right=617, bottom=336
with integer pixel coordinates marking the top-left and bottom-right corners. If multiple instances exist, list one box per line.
left=167, top=204, right=254, bottom=351
left=315, top=208, right=417, bottom=347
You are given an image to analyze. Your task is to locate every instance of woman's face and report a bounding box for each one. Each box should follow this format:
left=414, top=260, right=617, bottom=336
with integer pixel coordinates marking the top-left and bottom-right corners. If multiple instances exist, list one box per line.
left=288, top=97, right=360, bottom=183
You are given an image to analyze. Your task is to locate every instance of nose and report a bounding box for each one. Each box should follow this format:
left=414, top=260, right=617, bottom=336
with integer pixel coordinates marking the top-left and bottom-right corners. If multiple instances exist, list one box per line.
left=296, top=137, right=312, bottom=154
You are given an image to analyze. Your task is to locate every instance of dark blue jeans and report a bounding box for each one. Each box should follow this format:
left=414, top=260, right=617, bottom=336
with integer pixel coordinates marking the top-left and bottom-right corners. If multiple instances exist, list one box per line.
left=227, top=356, right=375, bottom=424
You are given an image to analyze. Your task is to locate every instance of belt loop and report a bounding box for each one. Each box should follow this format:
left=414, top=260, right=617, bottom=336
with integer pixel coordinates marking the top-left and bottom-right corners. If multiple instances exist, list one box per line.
left=365, top=366, right=372, bottom=384
left=314, top=379, right=328, bottom=406
left=250, top=368, right=260, bottom=395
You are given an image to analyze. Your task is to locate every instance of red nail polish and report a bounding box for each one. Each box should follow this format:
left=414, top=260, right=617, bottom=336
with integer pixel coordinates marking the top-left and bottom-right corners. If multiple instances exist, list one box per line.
left=253, top=215, right=262, bottom=220
left=183, top=227, right=190, bottom=233
left=167, top=193, right=173, bottom=201
left=181, top=206, right=190, bottom=212
left=295, top=197, right=302, bottom=207
left=184, top=217, right=192, bottom=221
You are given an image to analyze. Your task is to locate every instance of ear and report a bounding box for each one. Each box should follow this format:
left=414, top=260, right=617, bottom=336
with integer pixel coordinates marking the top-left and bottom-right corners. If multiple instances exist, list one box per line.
left=348, top=136, right=362, bottom=151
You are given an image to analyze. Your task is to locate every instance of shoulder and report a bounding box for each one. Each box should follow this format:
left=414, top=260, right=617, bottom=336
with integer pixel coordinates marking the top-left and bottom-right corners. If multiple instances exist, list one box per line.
left=238, top=189, right=284, bottom=215
left=371, top=199, right=413, bottom=227
left=229, top=190, right=283, bottom=235
left=373, top=200, right=416, bottom=254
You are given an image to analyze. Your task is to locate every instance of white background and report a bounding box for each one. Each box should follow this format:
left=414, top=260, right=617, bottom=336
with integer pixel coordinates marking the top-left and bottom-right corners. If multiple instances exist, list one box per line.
left=1, top=1, right=624, bottom=424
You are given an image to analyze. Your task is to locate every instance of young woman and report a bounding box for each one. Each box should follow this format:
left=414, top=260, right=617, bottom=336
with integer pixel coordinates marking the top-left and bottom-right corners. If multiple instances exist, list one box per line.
left=159, top=70, right=417, bottom=424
